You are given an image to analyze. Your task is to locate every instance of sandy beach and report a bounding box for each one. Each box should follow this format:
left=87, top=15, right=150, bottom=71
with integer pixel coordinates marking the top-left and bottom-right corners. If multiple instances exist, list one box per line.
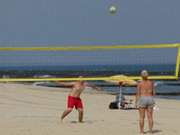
left=0, top=83, right=180, bottom=135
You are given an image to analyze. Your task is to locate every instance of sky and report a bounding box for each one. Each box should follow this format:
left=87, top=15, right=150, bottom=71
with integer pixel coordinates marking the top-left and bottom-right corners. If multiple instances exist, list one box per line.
left=0, top=0, right=180, bottom=66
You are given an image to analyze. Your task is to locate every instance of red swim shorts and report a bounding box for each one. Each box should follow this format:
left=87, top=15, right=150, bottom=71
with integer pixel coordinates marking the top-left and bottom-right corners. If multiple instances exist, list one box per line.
left=67, top=96, right=83, bottom=109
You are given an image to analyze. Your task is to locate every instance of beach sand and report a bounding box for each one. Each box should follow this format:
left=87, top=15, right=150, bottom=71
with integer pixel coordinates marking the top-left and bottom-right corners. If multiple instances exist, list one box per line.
left=0, top=83, right=180, bottom=135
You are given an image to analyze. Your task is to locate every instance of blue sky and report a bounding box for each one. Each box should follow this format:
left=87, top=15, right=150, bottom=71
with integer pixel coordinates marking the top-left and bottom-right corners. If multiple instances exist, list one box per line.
left=0, top=0, right=179, bottom=66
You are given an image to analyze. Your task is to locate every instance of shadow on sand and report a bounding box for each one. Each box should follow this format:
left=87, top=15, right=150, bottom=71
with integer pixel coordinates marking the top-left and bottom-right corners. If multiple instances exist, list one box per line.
left=70, top=119, right=105, bottom=124
left=144, top=129, right=162, bottom=134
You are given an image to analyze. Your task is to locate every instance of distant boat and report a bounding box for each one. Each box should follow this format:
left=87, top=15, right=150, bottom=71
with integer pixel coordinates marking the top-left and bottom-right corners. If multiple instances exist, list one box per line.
left=33, top=74, right=56, bottom=87
left=33, top=81, right=57, bottom=87
left=33, top=74, right=54, bottom=78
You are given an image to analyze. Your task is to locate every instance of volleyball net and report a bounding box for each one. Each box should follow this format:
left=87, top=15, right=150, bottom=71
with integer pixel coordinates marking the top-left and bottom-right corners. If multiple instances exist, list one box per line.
left=0, top=43, right=179, bottom=82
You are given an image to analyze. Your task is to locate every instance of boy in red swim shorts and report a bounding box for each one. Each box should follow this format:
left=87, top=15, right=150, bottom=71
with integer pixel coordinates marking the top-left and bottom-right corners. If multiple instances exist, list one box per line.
left=59, top=77, right=101, bottom=123
left=67, top=95, right=83, bottom=110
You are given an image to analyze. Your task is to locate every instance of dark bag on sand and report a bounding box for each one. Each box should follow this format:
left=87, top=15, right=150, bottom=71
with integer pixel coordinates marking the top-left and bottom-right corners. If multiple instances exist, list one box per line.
left=109, top=101, right=118, bottom=109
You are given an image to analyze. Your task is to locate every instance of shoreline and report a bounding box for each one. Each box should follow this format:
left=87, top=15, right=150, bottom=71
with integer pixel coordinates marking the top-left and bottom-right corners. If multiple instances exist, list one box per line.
left=2, top=82, right=180, bottom=100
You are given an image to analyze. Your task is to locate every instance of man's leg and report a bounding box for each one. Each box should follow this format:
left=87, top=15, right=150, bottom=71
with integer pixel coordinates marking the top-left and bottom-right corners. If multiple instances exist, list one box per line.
left=139, top=108, right=145, bottom=134
left=61, top=108, right=73, bottom=121
left=147, top=107, right=154, bottom=133
left=77, top=108, right=83, bottom=122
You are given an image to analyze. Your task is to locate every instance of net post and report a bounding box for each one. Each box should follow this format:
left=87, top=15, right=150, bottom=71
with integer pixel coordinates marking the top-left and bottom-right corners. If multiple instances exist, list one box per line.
left=175, top=44, right=180, bottom=79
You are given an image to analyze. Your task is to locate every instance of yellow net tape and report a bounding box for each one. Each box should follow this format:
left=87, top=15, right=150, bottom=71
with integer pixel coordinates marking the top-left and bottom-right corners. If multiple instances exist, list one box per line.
left=0, top=76, right=177, bottom=82
left=0, top=44, right=178, bottom=51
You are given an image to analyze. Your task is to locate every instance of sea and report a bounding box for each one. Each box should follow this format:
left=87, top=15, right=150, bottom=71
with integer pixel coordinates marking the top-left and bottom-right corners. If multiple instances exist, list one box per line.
left=0, top=64, right=180, bottom=100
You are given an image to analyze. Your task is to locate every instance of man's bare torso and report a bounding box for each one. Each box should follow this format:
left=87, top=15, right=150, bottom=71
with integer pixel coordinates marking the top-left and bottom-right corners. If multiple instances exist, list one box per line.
left=138, top=80, right=154, bottom=96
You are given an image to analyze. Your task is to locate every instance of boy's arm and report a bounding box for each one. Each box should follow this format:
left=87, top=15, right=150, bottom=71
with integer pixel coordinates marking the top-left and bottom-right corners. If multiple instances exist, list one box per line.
left=85, top=83, right=103, bottom=91
left=56, top=81, right=75, bottom=87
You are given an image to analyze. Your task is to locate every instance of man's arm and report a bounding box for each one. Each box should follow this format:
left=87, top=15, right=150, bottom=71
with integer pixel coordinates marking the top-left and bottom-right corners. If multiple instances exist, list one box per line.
left=135, top=83, right=141, bottom=107
left=152, top=81, right=156, bottom=96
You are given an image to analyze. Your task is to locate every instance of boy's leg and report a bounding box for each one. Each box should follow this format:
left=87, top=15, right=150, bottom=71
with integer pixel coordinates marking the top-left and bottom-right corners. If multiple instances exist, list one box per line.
left=77, top=108, right=83, bottom=122
left=76, top=98, right=83, bottom=122
left=61, top=108, right=73, bottom=121
left=61, top=96, right=74, bottom=121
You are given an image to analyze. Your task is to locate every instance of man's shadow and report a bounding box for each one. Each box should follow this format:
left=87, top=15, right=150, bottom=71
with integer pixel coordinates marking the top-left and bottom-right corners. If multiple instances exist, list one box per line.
left=144, top=129, right=162, bottom=134
left=152, top=129, right=162, bottom=134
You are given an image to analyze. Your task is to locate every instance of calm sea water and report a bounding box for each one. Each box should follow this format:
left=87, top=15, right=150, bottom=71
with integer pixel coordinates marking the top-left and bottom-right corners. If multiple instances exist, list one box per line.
left=0, top=64, right=175, bottom=77
left=0, top=64, right=180, bottom=100
left=101, top=81, right=180, bottom=94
